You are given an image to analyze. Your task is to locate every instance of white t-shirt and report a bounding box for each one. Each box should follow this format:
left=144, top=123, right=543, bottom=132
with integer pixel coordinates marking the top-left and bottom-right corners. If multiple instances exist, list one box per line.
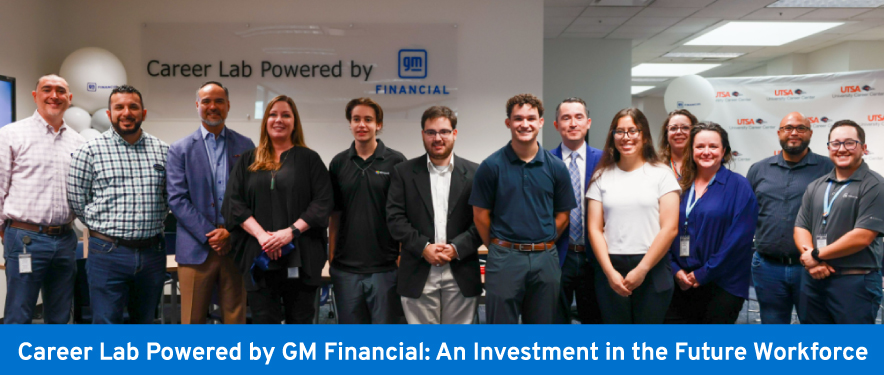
left=586, top=162, right=680, bottom=255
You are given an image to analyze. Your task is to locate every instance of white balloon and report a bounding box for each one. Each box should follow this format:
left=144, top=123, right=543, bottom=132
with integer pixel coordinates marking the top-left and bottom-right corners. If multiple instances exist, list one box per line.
left=59, top=47, right=127, bottom=113
left=664, top=74, right=716, bottom=121
left=63, top=106, right=92, bottom=132
left=90, top=109, right=112, bottom=132
left=79, top=128, right=102, bottom=142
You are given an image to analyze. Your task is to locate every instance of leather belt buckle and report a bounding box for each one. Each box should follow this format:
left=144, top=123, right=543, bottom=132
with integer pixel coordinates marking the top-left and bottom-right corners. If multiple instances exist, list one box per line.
left=518, top=243, right=533, bottom=252
left=46, top=226, right=63, bottom=235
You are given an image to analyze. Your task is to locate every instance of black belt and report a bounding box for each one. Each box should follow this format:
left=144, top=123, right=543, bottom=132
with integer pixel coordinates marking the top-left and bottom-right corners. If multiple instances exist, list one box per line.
left=90, top=230, right=162, bottom=249
left=758, top=252, right=802, bottom=265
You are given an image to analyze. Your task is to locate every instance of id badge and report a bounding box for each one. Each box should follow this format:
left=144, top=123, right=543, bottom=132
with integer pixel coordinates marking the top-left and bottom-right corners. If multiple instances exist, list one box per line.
left=816, top=234, right=827, bottom=250
left=287, top=267, right=299, bottom=279
left=679, top=235, right=690, bottom=257
left=19, top=253, right=32, bottom=274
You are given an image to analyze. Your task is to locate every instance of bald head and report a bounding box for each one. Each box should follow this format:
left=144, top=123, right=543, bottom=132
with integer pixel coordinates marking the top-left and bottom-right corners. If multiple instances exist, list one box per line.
left=780, top=111, right=810, bottom=128
left=777, top=111, right=812, bottom=157
left=35, top=74, right=69, bottom=91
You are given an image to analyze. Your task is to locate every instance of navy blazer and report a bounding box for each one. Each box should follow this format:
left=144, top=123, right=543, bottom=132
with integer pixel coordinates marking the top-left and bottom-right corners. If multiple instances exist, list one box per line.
left=550, top=143, right=603, bottom=266
left=167, top=127, right=256, bottom=265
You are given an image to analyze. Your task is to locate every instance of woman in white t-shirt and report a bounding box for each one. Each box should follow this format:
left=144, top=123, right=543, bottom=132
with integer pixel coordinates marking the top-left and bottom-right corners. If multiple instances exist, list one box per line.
left=586, top=107, right=681, bottom=324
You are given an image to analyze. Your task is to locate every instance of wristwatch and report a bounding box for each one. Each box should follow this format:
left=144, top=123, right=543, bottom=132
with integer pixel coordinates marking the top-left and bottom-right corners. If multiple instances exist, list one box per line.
left=290, top=224, right=301, bottom=238
left=811, top=248, right=821, bottom=262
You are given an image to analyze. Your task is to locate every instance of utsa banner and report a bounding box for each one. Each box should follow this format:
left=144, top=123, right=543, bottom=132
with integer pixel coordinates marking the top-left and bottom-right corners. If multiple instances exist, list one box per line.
left=706, top=69, right=884, bottom=176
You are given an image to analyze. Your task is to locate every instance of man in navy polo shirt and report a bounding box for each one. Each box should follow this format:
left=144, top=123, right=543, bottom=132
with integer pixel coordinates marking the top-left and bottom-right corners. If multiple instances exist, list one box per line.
left=470, top=93, right=576, bottom=324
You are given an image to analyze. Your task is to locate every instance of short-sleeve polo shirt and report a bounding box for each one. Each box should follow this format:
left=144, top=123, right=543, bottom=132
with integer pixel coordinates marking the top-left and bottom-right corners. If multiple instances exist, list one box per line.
left=795, top=161, right=884, bottom=269
left=469, top=141, right=576, bottom=243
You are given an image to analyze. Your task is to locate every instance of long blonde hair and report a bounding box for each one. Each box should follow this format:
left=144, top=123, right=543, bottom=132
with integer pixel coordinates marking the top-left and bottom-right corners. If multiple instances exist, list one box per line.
left=249, top=95, right=307, bottom=171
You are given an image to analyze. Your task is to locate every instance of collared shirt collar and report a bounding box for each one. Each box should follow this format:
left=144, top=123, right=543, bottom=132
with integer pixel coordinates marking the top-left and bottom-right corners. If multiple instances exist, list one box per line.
left=709, top=164, right=731, bottom=186
left=504, top=141, right=546, bottom=165
left=348, top=138, right=388, bottom=160
left=427, top=153, right=455, bottom=174
left=31, top=110, right=70, bottom=135
left=560, top=142, right=586, bottom=164
left=826, top=160, right=869, bottom=182
left=199, top=124, right=227, bottom=141
left=111, top=127, right=145, bottom=146
left=772, top=149, right=820, bottom=168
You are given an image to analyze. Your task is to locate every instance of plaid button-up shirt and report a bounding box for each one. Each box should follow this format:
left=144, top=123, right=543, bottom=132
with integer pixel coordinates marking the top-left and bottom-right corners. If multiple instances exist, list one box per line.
left=0, top=111, right=85, bottom=228
left=67, top=129, right=169, bottom=240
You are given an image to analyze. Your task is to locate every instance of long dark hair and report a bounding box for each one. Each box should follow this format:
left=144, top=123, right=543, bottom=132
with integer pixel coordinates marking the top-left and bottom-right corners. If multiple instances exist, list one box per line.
left=679, top=121, right=733, bottom=192
left=658, top=109, right=698, bottom=162
left=590, top=107, right=659, bottom=183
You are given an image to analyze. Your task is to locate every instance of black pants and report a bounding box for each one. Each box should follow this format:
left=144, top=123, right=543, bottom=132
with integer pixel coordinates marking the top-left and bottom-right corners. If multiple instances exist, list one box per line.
left=556, top=250, right=602, bottom=324
left=247, top=269, right=318, bottom=324
left=595, top=254, right=673, bottom=324
left=665, top=282, right=745, bottom=324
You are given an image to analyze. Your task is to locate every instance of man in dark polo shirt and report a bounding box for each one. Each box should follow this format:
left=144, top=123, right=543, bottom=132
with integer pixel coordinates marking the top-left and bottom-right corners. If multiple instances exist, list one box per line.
left=795, top=120, right=884, bottom=324
left=470, top=93, right=576, bottom=324
left=329, top=97, right=407, bottom=324
left=747, top=112, right=833, bottom=324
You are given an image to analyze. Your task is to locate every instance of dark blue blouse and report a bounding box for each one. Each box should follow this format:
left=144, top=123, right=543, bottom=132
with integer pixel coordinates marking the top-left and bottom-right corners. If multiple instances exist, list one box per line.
left=669, top=166, right=759, bottom=299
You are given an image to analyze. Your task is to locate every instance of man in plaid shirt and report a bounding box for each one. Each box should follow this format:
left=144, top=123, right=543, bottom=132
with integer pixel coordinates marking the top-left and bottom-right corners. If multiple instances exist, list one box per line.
left=67, top=85, right=170, bottom=324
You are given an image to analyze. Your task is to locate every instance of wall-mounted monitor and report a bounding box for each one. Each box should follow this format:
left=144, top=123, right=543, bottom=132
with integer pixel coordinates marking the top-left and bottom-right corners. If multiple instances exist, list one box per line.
left=0, top=75, right=15, bottom=128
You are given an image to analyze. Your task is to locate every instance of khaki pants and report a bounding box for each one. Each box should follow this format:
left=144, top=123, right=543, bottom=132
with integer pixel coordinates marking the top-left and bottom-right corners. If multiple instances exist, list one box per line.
left=178, top=250, right=246, bottom=324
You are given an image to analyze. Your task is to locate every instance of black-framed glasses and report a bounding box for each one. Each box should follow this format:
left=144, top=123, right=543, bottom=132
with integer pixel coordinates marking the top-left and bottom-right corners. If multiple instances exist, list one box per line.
left=827, top=140, right=862, bottom=151
left=423, top=129, right=454, bottom=138
left=614, top=128, right=641, bottom=138
left=667, top=125, right=691, bottom=134
left=779, top=125, right=811, bottom=134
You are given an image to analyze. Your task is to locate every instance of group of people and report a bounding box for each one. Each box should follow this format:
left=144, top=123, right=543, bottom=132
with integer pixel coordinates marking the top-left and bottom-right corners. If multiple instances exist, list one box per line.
left=1, top=74, right=881, bottom=325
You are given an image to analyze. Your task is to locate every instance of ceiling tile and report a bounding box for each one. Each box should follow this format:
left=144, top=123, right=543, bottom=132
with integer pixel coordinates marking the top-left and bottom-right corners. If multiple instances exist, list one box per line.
left=545, top=15, right=580, bottom=26
left=565, top=23, right=620, bottom=33
left=544, top=0, right=595, bottom=7
left=559, top=32, right=610, bottom=38
left=740, top=8, right=815, bottom=20
left=634, top=7, right=701, bottom=18
left=666, top=18, right=723, bottom=33
left=578, top=6, right=644, bottom=17
left=609, top=29, right=659, bottom=39
left=643, top=31, right=696, bottom=46
left=797, top=8, right=872, bottom=20
left=851, top=9, right=884, bottom=19
left=693, top=0, right=776, bottom=18
left=649, top=0, right=717, bottom=7
left=623, top=16, right=683, bottom=27
left=545, top=6, right=588, bottom=18
left=545, top=23, right=570, bottom=36
left=571, top=16, right=631, bottom=25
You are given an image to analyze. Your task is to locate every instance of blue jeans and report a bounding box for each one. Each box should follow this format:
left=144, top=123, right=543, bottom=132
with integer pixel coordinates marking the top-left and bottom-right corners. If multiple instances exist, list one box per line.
left=751, top=252, right=803, bottom=324
left=86, top=236, right=166, bottom=324
left=3, top=226, right=77, bottom=324
left=798, top=270, right=883, bottom=324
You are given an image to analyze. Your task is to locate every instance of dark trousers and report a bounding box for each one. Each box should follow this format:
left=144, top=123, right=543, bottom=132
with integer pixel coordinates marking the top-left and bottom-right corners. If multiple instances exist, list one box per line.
left=248, top=269, right=318, bottom=324
left=665, top=282, right=745, bottom=324
left=485, top=244, right=560, bottom=324
left=595, top=254, right=672, bottom=324
left=86, top=236, right=166, bottom=324
left=556, top=250, right=602, bottom=324
left=3, top=227, right=77, bottom=324
left=751, top=252, right=803, bottom=324
left=330, top=267, right=403, bottom=324
left=798, top=270, right=882, bottom=324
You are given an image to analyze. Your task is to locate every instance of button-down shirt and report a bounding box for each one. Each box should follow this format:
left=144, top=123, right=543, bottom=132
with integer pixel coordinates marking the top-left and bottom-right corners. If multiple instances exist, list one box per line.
left=561, top=142, right=586, bottom=245
left=428, top=155, right=453, bottom=245
left=200, top=125, right=228, bottom=223
left=747, top=150, right=833, bottom=257
left=0, top=111, right=85, bottom=227
left=67, top=129, right=169, bottom=240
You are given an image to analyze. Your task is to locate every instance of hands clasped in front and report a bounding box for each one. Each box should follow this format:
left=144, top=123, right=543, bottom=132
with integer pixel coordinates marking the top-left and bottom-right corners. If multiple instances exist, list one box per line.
left=607, top=266, right=650, bottom=297
left=422, top=243, right=457, bottom=267
left=256, top=228, right=295, bottom=261
left=800, top=245, right=835, bottom=280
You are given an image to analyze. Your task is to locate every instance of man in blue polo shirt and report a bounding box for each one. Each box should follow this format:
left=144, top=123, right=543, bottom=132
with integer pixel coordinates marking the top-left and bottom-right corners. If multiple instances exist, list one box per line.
left=747, top=112, right=833, bottom=324
left=470, top=93, right=576, bottom=324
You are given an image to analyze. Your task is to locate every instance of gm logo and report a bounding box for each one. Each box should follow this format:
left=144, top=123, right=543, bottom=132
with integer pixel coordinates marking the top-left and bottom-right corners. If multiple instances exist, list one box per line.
left=398, top=49, right=427, bottom=79
left=677, top=101, right=684, bottom=109
left=87, top=82, right=97, bottom=92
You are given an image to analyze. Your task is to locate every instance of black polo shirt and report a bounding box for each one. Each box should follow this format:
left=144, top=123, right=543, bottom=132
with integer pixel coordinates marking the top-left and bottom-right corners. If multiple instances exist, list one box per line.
left=795, top=161, right=884, bottom=269
left=747, top=150, right=833, bottom=257
left=469, top=141, right=576, bottom=243
left=329, top=139, right=407, bottom=274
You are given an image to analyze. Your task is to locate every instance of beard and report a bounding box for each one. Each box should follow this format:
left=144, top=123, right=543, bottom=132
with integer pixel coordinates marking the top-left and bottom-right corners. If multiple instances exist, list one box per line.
left=200, top=109, right=225, bottom=127
left=425, top=141, right=454, bottom=161
left=112, top=116, right=143, bottom=136
left=780, top=138, right=810, bottom=155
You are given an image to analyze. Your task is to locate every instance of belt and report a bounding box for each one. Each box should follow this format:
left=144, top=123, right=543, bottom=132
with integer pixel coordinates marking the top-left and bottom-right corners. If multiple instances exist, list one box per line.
left=835, top=268, right=875, bottom=276
left=491, top=238, right=554, bottom=252
left=568, top=244, right=586, bottom=252
left=7, top=220, right=72, bottom=236
left=90, top=230, right=162, bottom=249
left=758, top=252, right=802, bottom=265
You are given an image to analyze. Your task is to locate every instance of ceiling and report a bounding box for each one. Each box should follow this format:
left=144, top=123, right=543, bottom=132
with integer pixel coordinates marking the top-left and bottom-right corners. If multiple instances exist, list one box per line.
left=545, top=0, right=884, bottom=94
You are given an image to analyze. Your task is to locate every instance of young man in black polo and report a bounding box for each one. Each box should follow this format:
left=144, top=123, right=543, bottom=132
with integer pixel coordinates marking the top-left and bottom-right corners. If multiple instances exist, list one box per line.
left=470, top=93, right=576, bottom=324
left=795, top=120, right=884, bottom=324
left=329, top=98, right=407, bottom=324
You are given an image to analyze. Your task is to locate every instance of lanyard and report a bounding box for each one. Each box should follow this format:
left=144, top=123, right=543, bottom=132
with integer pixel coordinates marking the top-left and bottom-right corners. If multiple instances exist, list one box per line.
left=685, top=174, right=716, bottom=228
left=822, top=181, right=850, bottom=225
left=670, top=158, right=681, bottom=179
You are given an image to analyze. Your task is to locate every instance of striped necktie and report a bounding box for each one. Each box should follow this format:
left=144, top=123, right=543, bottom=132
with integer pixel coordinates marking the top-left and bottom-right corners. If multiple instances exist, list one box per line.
left=568, top=153, right=583, bottom=244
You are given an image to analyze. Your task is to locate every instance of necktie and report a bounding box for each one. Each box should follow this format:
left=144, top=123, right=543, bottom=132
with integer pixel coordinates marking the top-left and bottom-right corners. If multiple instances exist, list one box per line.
left=568, top=154, right=583, bottom=244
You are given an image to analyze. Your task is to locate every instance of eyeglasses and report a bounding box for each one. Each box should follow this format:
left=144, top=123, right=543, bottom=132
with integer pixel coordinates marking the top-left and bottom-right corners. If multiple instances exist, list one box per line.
left=614, top=129, right=641, bottom=138
left=779, top=125, right=811, bottom=134
left=827, top=140, right=862, bottom=151
left=667, top=125, right=691, bottom=134
left=423, top=129, right=454, bottom=138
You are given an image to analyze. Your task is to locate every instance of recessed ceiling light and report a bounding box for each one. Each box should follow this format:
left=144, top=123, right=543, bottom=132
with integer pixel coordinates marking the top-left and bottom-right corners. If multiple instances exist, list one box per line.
left=631, top=63, right=720, bottom=77
left=662, top=52, right=745, bottom=59
left=685, top=21, right=842, bottom=46
left=767, top=0, right=884, bottom=7
left=631, top=86, right=655, bottom=95
left=632, top=77, right=669, bottom=82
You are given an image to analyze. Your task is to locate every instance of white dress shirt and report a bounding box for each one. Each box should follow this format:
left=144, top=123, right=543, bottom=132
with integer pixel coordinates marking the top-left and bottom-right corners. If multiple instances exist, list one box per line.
left=428, top=155, right=454, bottom=245
left=561, top=142, right=586, bottom=245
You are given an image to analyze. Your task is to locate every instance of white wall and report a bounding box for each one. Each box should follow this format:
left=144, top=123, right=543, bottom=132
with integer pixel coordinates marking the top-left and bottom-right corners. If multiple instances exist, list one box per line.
left=543, top=38, right=632, bottom=151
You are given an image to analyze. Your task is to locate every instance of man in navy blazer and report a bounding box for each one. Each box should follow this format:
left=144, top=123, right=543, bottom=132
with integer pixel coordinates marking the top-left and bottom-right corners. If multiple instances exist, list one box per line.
left=167, top=82, right=256, bottom=324
left=550, top=98, right=603, bottom=324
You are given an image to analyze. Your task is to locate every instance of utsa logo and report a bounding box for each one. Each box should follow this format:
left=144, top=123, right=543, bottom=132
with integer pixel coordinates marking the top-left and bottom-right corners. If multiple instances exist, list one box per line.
left=820, top=116, right=829, bottom=123
left=807, top=117, right=820, bottom=124
left=868, top=114, right=884, bottom=122
left=737, top=119, right=755, bottom=125
left=774, top=89, right=804, bottom=96
left=841, top=85, right=861, bottom=93
left=732, top=151, right=742, bottom=157
left=716, top=91, right=740, bottom=98
left=863, top=85, right=874, bottom=91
